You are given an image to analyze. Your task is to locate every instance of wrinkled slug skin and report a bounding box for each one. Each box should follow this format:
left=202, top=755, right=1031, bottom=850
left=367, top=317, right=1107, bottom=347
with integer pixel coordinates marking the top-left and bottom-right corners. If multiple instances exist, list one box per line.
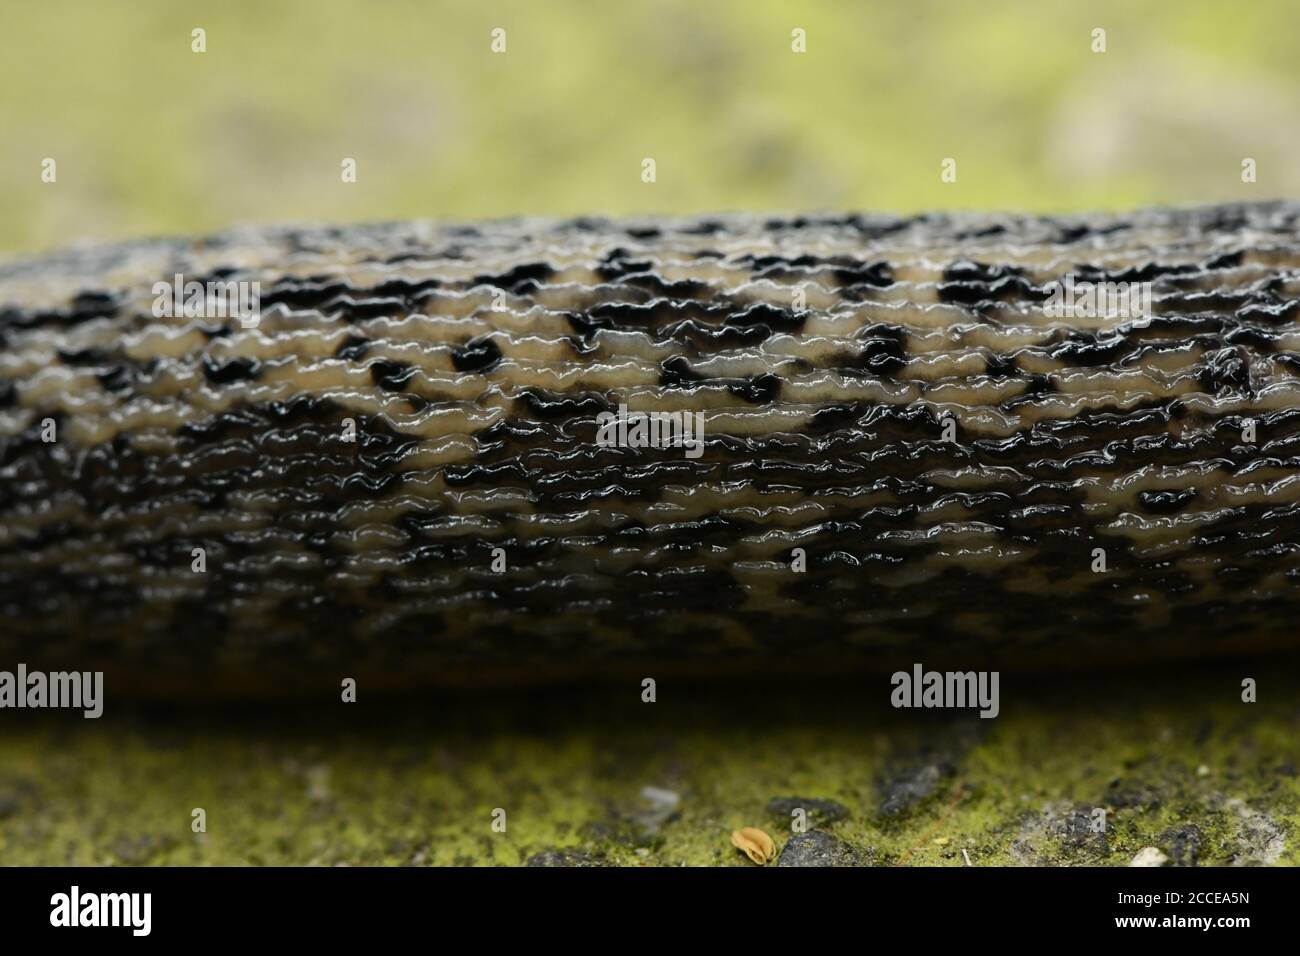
left=3, top=204, right=1300, bottom=691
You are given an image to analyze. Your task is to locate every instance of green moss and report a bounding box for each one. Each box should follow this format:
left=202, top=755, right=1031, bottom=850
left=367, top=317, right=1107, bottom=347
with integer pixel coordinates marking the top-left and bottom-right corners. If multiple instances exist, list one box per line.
left=4, top=0, right=1300, bottom=254
left=0, top=665, right=1295, bottom=866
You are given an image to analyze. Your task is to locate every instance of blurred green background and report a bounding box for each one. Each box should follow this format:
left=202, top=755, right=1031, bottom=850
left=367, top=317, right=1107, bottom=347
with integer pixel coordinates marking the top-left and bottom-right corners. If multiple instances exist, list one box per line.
left=2, top=0, right=1297, bottom=254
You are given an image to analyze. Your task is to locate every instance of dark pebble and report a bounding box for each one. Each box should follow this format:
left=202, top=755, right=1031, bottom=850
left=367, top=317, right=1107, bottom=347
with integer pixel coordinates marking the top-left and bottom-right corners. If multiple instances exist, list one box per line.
left=1159, top=824, right=1203, bottom=867
left=766, top=796, right=849, bottom=826
left=777, top=831, right=867, bottom=867
left=878, top=763, right=948, bottom=816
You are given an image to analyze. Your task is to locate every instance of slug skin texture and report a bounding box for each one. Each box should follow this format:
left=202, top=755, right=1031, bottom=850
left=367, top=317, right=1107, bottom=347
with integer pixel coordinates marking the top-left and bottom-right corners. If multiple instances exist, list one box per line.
left=2, top=204, right=1299, bottom=694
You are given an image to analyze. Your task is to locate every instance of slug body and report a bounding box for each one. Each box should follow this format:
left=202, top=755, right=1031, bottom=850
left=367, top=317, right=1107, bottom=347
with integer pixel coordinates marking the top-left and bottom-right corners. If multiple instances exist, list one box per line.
left=3, top=204, right=1300, bottom=690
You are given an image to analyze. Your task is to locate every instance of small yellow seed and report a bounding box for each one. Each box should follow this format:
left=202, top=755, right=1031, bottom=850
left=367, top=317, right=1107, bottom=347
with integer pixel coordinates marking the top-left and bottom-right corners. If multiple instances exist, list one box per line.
left=730, top=827, right=777, bottom=864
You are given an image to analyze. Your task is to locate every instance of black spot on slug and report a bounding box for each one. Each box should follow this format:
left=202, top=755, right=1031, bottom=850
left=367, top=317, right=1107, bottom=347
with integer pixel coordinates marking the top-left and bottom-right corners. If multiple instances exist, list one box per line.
left=729, top=373, right=781, bottom=405
left=451, top=336, right=502, bottom=374
left=261, top=279, right=350, bottom=309
left=371, top=277, right=441, bottom=299
left=1072, top=262, right=1197, bottom=284
left=1206, top=251, right=1244, bottom=270
left=96, top=366, right=133, bottom=393
left=833, top=260, right=894, bottom=288
left=985, top=354, right=1019, bottom=379
left=1139, top=489, right=1197, bottom=514
left=202, top=356, right=261, bottom=385
left=1239, top=301, right=1300, bottom=325
left=1202, top=208, right=1249, bottom=232
left=56, top=347, right=111, bottom=366
left=566, top=311, right=612, bottom=340
left=659, top=356, right=703, bottom=389
left=725, top=302, right=805, bottom=335
left=1055, top=224, right=1091, bottom=244
left=474, top=262, right=554, bottom=293
left=1050, top=331, right=1135, bottom=368
left=854, top=325, right=907, bottom=376
left=334, top=336, right=371, bottom=361
left=1024, top=374, right=1055, bottom=395
left=596, top=248, right=652, bottom=280
left=519, top=388, right=612, bottom=419
left=805, top=401, right=868, bottom=434
left=942, top=259, right=1024, bottom=284
left=1199, top=346, right=1251, bottom=395
left=69, top=290, right=119, bottom=319
left=952, top=223, right=1007, bottom=240
left=1224, top=326, right=1276, bottom=351
left=369, top=359, right=417, bottom=391
left=385, top=251, right=431, bottom=264
left=323, top=295, right=406, bottom=320
left=938, top=274, right=1043, bottom=306
left=617, top=273, right=711, bottom=297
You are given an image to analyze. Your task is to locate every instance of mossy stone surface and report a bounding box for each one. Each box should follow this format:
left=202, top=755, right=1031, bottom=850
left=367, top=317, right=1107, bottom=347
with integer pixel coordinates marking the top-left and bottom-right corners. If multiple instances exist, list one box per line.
left=0, top=665, right=1295, bottom=866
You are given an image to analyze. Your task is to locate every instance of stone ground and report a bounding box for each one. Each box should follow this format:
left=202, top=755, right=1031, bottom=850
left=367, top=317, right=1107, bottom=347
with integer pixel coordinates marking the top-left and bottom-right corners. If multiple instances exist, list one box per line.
left=0, top=662, right=1295, bottom=866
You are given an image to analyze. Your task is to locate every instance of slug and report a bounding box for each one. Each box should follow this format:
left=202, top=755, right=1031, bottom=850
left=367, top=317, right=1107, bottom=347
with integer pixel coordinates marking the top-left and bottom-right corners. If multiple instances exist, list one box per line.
left=2, top=203, right=1299, bottom=692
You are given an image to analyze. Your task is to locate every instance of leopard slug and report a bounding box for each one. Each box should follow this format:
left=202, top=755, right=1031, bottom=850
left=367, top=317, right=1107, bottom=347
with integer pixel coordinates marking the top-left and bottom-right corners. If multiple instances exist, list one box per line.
left=2, top=203, right=1300, bottom=692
